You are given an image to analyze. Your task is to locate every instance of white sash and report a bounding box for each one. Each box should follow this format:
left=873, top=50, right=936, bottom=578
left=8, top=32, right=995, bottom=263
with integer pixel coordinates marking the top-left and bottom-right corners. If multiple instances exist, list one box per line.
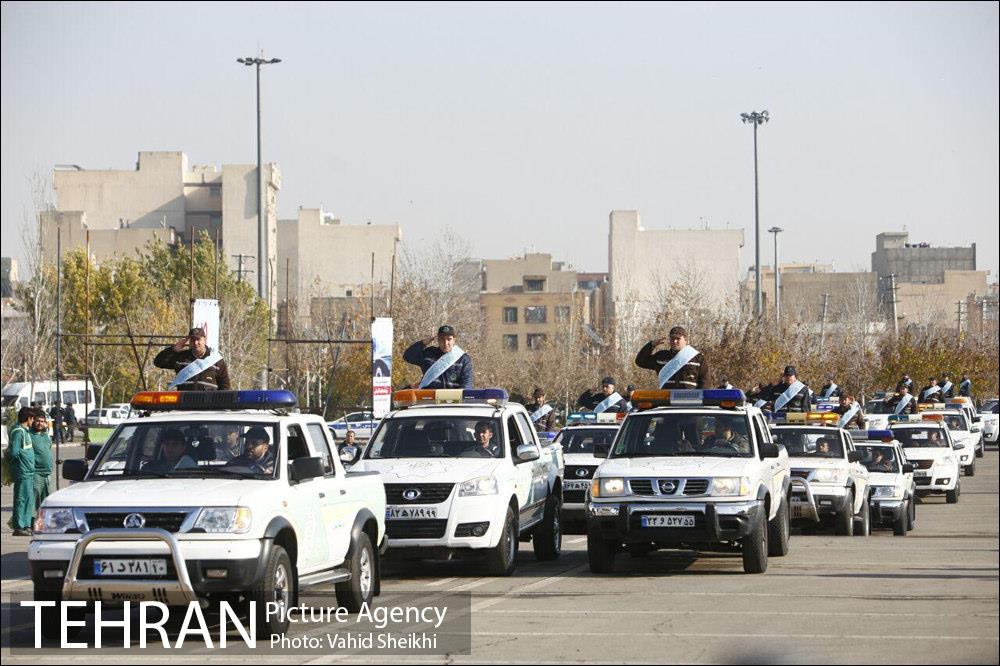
left=822, top=383, right=838, bottom=399
left=594, top=392, right=622, bottom=414
left=754, top=399, right=767, bottom=409
left=922, top=385, right=940, bottom=400
left=418, top=346, right=465, bottom=388
left=657, top=345, right=699, bottom=388
left=530, top=404, right=553, bottom=423
left=168, top=351, right=223, bottom=388
left=773, top=380, right=805, bottom=412
left=893, top=394, right=913, bottom=415
left=940, top=381, right=953, bottom=395
left=837, top=403, right=861, bottom=428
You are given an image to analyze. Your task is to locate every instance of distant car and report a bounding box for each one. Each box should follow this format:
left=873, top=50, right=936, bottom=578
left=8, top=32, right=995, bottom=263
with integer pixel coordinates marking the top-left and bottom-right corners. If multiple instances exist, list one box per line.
left=84, top=406, right=132, bottom=427
left=328, top=411, right=379, bottom=441
left=981, top=400, right=999, bottom=445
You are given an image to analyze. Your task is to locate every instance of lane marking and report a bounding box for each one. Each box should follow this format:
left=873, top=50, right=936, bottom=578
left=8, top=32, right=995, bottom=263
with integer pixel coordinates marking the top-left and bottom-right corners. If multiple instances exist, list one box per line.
left=425, top=577, right=457, bottom=587
left=471, top=563, right=590, bottom=612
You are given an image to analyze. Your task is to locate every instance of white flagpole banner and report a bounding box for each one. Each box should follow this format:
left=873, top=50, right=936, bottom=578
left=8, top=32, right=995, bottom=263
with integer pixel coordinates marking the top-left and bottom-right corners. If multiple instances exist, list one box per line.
left=372, top=317, right=393, bottom=418
left=192, top=299, right=221, bottom=351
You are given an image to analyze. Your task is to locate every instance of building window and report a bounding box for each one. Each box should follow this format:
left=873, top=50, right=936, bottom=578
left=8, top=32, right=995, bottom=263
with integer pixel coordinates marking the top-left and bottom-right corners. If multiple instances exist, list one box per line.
left=525, top=306, right=547, bottom=323
left=503, top=334, right=518, bottom=350
left=526, top=334, right=547, bottom=350
left=524, top=278, right=546, bottom=292
left=555, top=306, right=571, bottom=323
left=502, top=307, right=518, bottom=324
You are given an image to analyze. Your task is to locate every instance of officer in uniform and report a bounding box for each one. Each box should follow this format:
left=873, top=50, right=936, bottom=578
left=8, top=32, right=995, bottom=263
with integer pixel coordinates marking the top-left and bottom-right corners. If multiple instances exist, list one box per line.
left=154, top=327, right=231, bottom=390
left=634, top=326, right=710, bottom=389
left=526, top=388, right=557, bottom=432
left=885, top=384, right=918, bottom=415
left=833, top=394, right=867, bottom=428
left=30, top=409, right=53, bottom=518
left=818, top=375, right=842, bottom=400
left=403, top=325, right=473, bottom=389
left=226, top=426, right=276, bottom=475
left=938, top=373, right=956, bottom=400
left=918, top=375, right=940, bottom=403
left=7, top=408, right=35, bottom=536
left=577, top=377, right=627, bottom=413
left=958, top=374, right=972, bottom=398
left=770, top=366, right=810, bottom=413
left=899, top=374, right=913, bottom=391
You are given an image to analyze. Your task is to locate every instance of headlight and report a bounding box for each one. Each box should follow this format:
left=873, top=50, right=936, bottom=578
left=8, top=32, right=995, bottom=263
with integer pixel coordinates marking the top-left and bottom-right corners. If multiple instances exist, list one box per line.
left=458, top=476, right=498, bottom=497
left=193, top=507, right=252, bottom=533
left=941, top=456, right=955, bottom=466
left=592, top=477, right=627, bottom=498
left=812, top=469, right=848, bottom=485
left=711, top=477, right=749, bottom=496
left=34, top=508, right=78, bottom=534
left=872, top=485, right=903, bottom=500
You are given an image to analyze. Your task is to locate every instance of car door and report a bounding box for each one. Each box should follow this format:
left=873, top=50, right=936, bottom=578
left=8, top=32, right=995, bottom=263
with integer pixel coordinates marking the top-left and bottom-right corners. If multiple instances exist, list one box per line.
left=898, top=444, right=914, bottom=497
left=284, top=423, right=331, bottom=573
left=753, top=414, right=783, bottom=510
left=515, top=412, right=551, bottom=509
left=303, top=422, right=353, bottom=566
left=843, top=432, right=868, bottom=513
left=506, top=414, right=537, bottom=526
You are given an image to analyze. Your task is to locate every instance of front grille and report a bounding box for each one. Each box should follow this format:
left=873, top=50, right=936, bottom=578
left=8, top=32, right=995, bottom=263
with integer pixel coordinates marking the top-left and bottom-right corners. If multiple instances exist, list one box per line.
left=386, top=519, right=448, bottom=539
left=914, top=477, right=932, bottom=486
left=683, top=479, right=710, bottom=495
left=566, top=465, right=597, bottom=480
left=629, top=479, right=655, bottom=496
left=84, top=511, right=188, bottom=532
left=564, top=490, right=587, bottom=504
left=791, top=469, right=811, bottom=479
left=912, top=460, right=934, bottom=470
left=384, top=483, right=454, bottom=504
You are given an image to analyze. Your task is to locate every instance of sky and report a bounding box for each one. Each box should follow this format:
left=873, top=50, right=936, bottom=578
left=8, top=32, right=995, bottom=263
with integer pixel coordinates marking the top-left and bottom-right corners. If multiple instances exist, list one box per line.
left=2, top=2, right=998, bottom=280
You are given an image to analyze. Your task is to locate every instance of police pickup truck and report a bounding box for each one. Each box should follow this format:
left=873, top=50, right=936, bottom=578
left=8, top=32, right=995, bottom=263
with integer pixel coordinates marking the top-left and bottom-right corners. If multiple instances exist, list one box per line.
left=30, top=390, right=386, bottom=638
left=921, top=407, right=978, bottom=476
left=587, top=389, right=798, bottom=575
left=890, top=414, right=962, bottom=504
left=352, top=388, right=564, bottom=576
left=770, top=412, right=872, bottom=537
left=851, top=430, right=916, bottom=536
left=554, top=413, right=622, bottom=527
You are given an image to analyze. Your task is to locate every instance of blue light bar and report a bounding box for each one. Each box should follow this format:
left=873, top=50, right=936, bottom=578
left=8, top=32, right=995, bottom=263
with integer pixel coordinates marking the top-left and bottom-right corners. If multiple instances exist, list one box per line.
left=235, top=390, right=298, bottom=408
left=632, top=389, right=746, bottom=409
left=848, top=429, right=894, bottom=441
left=567, top=412, right=598, bottom=423
left=463, top=388, right=508, bottom=403
left=814, top=400, right=838, bottom=412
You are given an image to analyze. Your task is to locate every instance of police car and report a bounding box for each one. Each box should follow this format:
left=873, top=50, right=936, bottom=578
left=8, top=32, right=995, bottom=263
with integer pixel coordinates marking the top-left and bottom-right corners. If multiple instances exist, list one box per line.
left=921, top=407, right=977, bottom=476
left=553, top=413, right=622, bottom=527
left=851, top=430, right=916, bottom=536
left=863, top=399, right=894, bottom=431
left=890, top=414, right=962, bottom=503
left=328, top=410, right=379, bottom=441
left=981, top=399, right=999, bottom=446
left=586, top=389, right=798, bottom=575
left=942, top=397, right=985, bottom=458
left=351, top=388, right=564, bottom=576
left=30, top=390, right=387, bottom=638
left=770, top=412, right=872, bottom=537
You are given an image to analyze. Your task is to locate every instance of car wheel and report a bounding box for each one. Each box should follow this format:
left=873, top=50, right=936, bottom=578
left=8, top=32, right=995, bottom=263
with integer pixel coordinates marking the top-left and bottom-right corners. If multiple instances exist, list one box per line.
left=532, top=494, right=562, bottom=561
left=741, top=508, right=769, bottom=574
left=34, top=589, right=86, bottom=640
left=486, top=506, right=518, bottom=576
left=854, top=495, right=870, bottom=537
left=249, top=544, right=294, bottom=637
left=767, top=496, right=790, bottom=556
left=586, top=529, right=617, bottom=573
left=629, top=542, right=653, bottom=558
left=946, top=485, right=959, bottom=504
left=893, top=506, right=907, bottom=536
left=336, top=531, right=377, bottom=612
left=906, top=497, right=915, bottom=531
left=965, top=460, right=975, bottom=477
left=835, top=491, right=855, bottom=536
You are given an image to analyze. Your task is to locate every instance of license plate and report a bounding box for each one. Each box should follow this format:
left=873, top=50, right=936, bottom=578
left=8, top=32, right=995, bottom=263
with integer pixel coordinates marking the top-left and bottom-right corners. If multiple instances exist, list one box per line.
left=386, top=506, right=438, bottom=519
left=93, top=559, right=167, bottom=576
left=913, top=470, right=929, bottom=478
left=564, top=480, right=590, bottom=491
left=640, top=515, right=695, bottom=528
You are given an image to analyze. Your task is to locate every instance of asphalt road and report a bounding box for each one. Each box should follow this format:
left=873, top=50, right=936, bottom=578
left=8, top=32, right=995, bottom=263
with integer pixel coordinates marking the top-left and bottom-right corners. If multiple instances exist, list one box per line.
left=2, top=445, right=997, bottom=664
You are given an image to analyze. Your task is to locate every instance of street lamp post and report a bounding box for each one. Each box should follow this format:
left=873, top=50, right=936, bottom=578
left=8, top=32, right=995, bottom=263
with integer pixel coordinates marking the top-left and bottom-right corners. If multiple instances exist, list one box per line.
left=741, top=110, right=769, bottom=319
left=237, top=53, right=281, bottom=303
left=768, top=226, right=783, bottom=330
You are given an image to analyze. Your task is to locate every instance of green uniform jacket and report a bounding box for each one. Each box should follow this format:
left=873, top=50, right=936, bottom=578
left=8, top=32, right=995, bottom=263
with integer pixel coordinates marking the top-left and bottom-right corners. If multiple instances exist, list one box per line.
left=9, top=425, right=35, bottom=479
left=31, top=430, right=53, bottom=476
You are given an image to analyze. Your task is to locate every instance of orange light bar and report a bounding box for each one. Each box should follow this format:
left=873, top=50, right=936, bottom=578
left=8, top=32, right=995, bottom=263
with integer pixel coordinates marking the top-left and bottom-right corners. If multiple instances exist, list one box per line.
left=917, top=402, right=944, bottom=412
left=922, top=413, right=944, bottom=422
left=392, top=389, right=436, bottom=406
left=631, top=389, right=670, bottom=410
left=130, top=391, right=180, bottom=407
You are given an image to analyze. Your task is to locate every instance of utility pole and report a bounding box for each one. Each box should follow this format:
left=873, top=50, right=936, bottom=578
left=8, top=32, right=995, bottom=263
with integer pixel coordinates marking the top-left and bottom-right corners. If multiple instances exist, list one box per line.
left=888, top=273, right=899, bottom=337
left=741, top=109, right=770, bottom=319
left=768, top=226, right=783, bottom=331
left=232, top=254, right=254, bottom=284
left=956, top=300, right=964, bottom=339
left=819, top=293, right=830, bottom=351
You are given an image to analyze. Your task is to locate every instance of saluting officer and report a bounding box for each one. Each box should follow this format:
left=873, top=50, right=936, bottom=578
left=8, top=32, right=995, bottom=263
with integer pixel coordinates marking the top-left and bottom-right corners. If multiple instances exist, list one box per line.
left=154, top=327, right=231, bottom=390
left=770, top=366, right=810, bottom=413
left=577, top=377, right=627, bottom=413
left=634, top=326, right=710, bottom=389
left=403, top=325, right=474, bottom=389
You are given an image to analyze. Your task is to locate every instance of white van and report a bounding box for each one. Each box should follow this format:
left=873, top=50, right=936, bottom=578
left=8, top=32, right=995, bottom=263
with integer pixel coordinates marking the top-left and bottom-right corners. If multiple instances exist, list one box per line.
left=1, top=380, right=96, bottom=422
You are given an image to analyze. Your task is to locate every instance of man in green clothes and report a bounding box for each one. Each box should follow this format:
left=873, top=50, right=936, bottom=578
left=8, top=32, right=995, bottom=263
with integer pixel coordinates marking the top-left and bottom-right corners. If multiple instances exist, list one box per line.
left=30, top=408, right=53, bottom=519
left=8, top=407, right=36, bottom=536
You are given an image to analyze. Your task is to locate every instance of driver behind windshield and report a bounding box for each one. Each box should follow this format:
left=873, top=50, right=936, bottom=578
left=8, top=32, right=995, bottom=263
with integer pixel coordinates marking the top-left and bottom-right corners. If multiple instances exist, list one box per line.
left=226, top=426, right=276, bottom=475
left=815, top=437, right=832, bottom=456
left=474, top=421, right=501, bottom=457
left=704, top=419, right=749, bottom=451
left=870, top=448, right=894, bottom=472
left=143, top=428, right=197, bottom=473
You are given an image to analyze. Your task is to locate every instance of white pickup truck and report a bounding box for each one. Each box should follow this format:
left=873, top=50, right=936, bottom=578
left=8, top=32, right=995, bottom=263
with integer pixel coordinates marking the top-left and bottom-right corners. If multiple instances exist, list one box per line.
left=553, top=413, right=622, bottom=526
left=30, top=390, right=386, bottom=639
left=352, top=388, right=564, bottom=576
left=587, top=389, right=798, bottom=575
left=923, top=409, right=978, bottom=476
left=890, top=417, right=962, bottom=503
left=851, top=431, right=916, bottom=536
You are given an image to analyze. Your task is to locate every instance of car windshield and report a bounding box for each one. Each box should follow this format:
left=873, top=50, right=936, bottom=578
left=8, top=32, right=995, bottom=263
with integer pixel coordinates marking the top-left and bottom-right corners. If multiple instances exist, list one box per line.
left=610, top=412, right=754, bottom=458
left=941, top=414, right=966, bottom=431
left=892, top=427, right=949, bottom=448
left=90, top=421, right=280, bottom=479
left=865, top=400, right=893, bottom=414
left=772, top=428, right=845, bottom=459
left=857, top=445, right=900, bottom=473
left=366, top=416, right=504, bottom=459
left=554, top=427, right=617, bottom=454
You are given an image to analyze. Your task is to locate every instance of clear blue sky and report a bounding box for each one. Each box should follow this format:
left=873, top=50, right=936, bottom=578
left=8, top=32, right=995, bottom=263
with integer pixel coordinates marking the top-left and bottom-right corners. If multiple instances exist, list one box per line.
left=2, top=2, right=997, bottom=279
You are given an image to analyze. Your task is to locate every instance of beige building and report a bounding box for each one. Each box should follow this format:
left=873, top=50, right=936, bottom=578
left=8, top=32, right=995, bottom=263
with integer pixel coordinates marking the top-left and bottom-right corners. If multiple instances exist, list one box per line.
left=746, top=264, right=878, bottom=322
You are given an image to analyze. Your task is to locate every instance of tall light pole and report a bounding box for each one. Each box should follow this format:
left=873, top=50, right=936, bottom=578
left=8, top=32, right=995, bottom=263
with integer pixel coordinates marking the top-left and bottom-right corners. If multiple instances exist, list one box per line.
left=741, top=110, right=769, bottom=319
left=768, top=226, right=783, bottom=329
left=237, top=53, right=281, bottom=302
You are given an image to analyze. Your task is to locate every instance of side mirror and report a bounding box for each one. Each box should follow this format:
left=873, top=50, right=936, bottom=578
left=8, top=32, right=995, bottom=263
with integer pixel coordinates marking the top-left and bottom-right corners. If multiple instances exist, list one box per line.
left=289, top=456, right=325, bottom=482
left=516, top=444, right=539, bottom=462
left=760, top=442, right=780, bottom=459
left=339, top=445, right=359, bottom=465
left=85, top=443, right=103, bottom=461
left=63, top=459, right=89, bottom=482
left=593, top=443, right=609, bottom=459
left=847, top=451, right=863, bottom=463
left=902, top=463, right=914, bottom=474
left=953, top=443, right=965, bottom=451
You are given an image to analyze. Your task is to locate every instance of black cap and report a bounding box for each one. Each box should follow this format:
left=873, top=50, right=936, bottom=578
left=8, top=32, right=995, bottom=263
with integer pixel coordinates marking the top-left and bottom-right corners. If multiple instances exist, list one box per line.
left=784, top=366, right=797, bottom=376
left=601, top=376, right=615, bottom=387
left=897, top=383, right=910, bottom=391
left=532, top=387, right=545, bottom=399
left=668, top=326, right=688, bottom=338
left=188, top=327, right=206, bottom=339
left=626, top=384, right=635, bottom=392
left=245, top=426, right=270, bottom=444
left=437, top=325, right=456, bottom=337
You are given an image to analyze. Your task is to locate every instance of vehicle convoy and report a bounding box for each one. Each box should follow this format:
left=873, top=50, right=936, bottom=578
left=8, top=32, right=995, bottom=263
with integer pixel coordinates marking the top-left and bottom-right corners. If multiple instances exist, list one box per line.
left=852, top=431, right=916, bottom=536
left=29, top=390, right=386, bottom=638
left=586, top=389, right=800, bottom=575
left=553, top=413, right=622, bottom=526
left=890, top=415, right=963, bottom=503
left=921, top=408, right=978, bottom=476
left=351, top=388, right=564, bottom=576
left=770, top=413, right=872, bottom=537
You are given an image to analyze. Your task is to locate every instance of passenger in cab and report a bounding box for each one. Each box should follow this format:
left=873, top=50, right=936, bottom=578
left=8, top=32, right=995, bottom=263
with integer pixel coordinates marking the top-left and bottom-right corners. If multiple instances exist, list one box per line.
left=704, top=419, right=749, bottom=452
left=870, top=448, right=894, bottom=472
left=143, top=429, right=197, bottom=473
left=226, top=426, right=276, bottom=475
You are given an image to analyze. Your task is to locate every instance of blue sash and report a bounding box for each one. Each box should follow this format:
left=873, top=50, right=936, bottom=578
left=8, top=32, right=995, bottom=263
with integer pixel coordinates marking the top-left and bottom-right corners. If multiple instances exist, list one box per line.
left=168, top=351, right=223, bottom=388
left=837, top=403, right=860, bottom=428
left=940, top=381, right=953, bottom=395
left=530, top=404, right=553, bottom=423
left=594, top=392, right=622, bottom=414
left=922, top=385, right=940, bottom=400
left=893, top=394, right=913, bottom=415
left=418, top=346, right=465, bottom=388
left=822, top=383, right=838, bottom=399
left=657, top=346, right=699, bottom=388
left=773, top=380, right=805, bottom=412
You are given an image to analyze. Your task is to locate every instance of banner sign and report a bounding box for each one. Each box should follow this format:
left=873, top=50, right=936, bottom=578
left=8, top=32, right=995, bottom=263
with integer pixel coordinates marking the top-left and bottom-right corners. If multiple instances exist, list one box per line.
left=372, top=317, right=393, bottom=418
left=192, top=299, right=220, bottom=351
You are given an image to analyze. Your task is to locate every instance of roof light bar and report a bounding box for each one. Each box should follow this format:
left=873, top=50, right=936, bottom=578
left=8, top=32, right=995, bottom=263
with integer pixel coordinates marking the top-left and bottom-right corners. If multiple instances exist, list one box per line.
left=392, top=388, right=508, bottom=407
left=130, top=390, right=297, bottom=411
left=813, top=400, right=838, bottom=412
left=772, top=411, right=839, bottom=425
left=888, top=414, right=922, bottom=423
left=567, top=412, right=598, bottom=423
left=848, top=429, right=895, bottom=441
left=631, top=389, right=745, bottom=410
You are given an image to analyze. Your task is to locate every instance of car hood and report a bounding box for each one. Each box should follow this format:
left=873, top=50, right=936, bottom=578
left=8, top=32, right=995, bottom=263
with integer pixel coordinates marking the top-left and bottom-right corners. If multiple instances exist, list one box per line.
left=787, top=457, right=847, bottom=471
left=41, top=478, right=268, bottom=508
left=354, top=458, right=501, bottom=483
left=564, top=453, right=602, bottom=466
left=867, top=471, right=902, bottom=486
left=597, top=456, right=753, bottom=477
left=899, top=448, right=952, bottom=461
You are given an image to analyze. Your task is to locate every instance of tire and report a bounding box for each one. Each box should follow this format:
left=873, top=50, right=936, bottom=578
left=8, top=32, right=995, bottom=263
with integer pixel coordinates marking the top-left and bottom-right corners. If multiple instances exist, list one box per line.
left=976, top=445, right=984, bottom=458
left=486, top=506, right=518, bottom=576
left=586, top=529, right=617, bottom=573
left=854, top=495, right=870, bottom=537
left=834, top=492, right=855, bottom=536
left=767, top=496, right=790, bottom=557
left=532, top=494, right=562, bottom=561
left=906, top=497, right=915, bottom=531
left=336, top=531, right=376, bottom=612
left=629, top=542, right=652, bottom=558
left=741, top=507, right=769, bottom=574
left=964, top=460, right=975, bottom=477
left=249, top=544, right=294, bottom=637
left=946, top=486, right=959, bottom=504
left=34, top=589, right=85, bottom=640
